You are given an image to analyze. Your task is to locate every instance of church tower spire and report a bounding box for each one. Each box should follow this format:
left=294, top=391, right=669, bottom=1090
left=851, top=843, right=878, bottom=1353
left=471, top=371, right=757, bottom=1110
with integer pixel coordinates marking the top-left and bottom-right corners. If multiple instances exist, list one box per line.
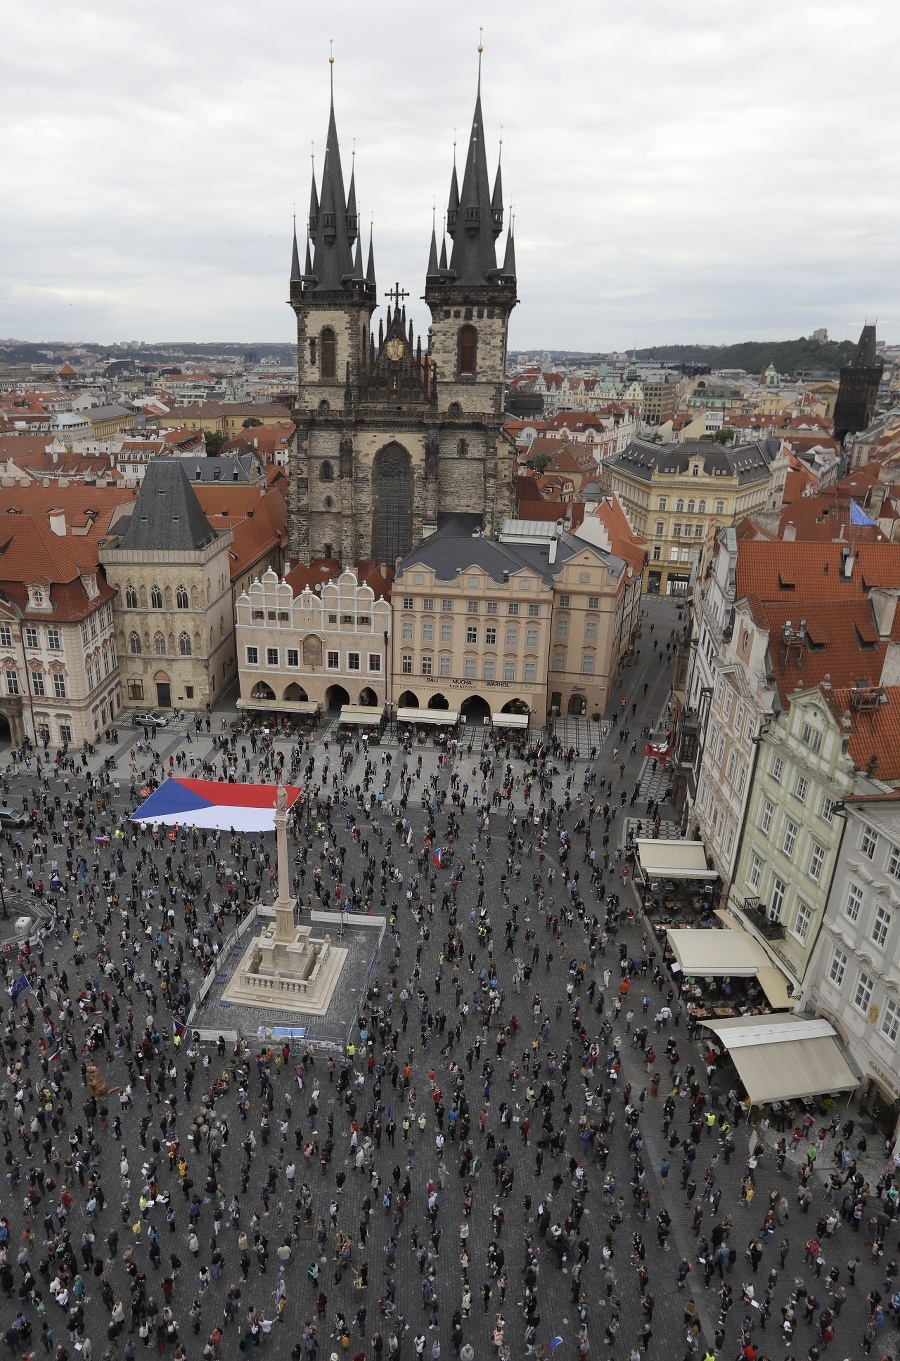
left=290, top=216, right=302, bottom=284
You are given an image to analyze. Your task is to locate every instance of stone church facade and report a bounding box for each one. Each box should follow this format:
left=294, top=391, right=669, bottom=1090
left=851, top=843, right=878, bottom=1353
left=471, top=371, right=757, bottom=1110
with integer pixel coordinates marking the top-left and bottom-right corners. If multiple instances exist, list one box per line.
left=287, top=68, right=517, bottom=567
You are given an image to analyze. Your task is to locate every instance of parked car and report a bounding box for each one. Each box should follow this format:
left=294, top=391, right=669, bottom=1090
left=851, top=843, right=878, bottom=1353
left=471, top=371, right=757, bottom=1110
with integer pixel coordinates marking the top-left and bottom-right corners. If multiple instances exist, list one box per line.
left=0, top=808, right=30, bottom=830
left=130, top=711, right=169, bottom=729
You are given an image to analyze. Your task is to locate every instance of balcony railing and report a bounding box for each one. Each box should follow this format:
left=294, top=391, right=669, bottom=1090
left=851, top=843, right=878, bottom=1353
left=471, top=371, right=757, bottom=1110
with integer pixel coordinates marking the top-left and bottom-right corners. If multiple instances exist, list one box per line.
left=742, top=896, right=785, bottom=941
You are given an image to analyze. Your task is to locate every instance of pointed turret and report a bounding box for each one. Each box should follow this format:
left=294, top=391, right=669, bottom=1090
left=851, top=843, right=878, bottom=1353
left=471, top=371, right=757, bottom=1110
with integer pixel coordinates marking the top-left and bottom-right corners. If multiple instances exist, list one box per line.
left=491, top=159, right=503, bottom=238
left=446, top=153, right=460, bottom=235
left=438, top=237, right=448, bottom=272
left=353, top=235, right=364, bottom=281
left=307, top=167, right=319, bottom=236
left=346, top=161, right=359, bottom=244
left=447, top=81, right=498, bottom=284
left=501, top=223, right=516, bottom=280
left=290, top=218, right=302, bottom=284
left=304, top=239, right=313, bottom=278
left=366, top=226, right=376, bottom=287
left=426, top=224, right=440, bottom=279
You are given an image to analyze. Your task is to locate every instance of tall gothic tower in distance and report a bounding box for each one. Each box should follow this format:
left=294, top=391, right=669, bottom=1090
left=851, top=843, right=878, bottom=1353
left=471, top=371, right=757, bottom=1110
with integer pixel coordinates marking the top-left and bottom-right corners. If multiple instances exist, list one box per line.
left=287, top=57, right=517, bottom=567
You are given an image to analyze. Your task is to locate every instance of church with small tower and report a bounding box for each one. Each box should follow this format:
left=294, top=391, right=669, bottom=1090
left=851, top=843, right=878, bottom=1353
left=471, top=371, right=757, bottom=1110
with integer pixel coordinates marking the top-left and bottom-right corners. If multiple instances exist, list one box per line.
left=287, top=53, right=518, bottom=567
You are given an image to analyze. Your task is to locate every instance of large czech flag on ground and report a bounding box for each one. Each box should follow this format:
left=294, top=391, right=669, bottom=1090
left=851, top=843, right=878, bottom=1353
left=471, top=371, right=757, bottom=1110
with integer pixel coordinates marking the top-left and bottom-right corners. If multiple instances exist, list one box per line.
left=131, top=778, right=301, bottom=833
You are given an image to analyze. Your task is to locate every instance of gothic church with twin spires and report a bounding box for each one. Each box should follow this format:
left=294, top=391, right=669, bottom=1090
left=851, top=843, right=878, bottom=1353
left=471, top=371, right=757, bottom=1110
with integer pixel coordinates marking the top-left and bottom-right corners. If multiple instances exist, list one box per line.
left=287, top=65, right=517, bottom=567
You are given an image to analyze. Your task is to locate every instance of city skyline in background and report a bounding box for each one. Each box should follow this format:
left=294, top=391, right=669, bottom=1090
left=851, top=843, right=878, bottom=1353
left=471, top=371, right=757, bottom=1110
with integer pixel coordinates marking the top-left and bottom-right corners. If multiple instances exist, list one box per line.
left=1, top=0, right=897, bottom=348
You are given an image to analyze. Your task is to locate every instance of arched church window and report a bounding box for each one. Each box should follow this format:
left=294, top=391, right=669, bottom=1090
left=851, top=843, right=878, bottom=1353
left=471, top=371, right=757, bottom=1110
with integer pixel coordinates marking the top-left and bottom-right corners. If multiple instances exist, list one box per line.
left=321, top=328, right=336, bottom=379
left=320, top=462, right=333, bottom=483
left=458, top=325, right=476, bottom=377
left=125, top=585, right=137, bottom=609
left=176, top=585, right=189, bottom=609
left=150, top=585, right=162, bottom=609
left=154, top=632, right=166, bottom=655
left=129, top=631, right=141, bottom=655
left=179, top=632, right=192, bottom=656
left=372, top=444, right=413, bottom=563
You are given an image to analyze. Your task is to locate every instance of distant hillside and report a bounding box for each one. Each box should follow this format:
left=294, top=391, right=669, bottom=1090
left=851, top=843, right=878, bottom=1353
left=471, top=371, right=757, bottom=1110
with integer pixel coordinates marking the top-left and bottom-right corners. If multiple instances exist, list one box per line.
left=632, top=337, right=860, bottom=375
left=0, top=340, right=297, bottom=366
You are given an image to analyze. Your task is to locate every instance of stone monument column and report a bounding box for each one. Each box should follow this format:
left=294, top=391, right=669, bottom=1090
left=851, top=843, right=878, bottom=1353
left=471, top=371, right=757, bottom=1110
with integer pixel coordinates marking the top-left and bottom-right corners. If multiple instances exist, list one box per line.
left=273, top=784, right=296, bottom=944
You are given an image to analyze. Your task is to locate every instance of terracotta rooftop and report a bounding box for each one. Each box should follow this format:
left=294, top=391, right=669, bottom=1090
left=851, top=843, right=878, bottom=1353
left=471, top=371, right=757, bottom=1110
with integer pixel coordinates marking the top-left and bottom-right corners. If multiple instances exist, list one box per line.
left=591, top=495, right=647, bottom=578
left=824, top=685, right=900, bottom=784
left=735, top=540, right=873, bottom=600
left=752, top=598, right=889, bottom=704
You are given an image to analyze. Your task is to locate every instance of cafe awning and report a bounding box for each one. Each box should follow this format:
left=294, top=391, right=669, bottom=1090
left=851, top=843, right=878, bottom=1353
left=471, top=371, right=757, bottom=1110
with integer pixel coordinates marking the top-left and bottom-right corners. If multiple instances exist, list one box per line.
left=667, top=927, right=769, bottom=977
left=338, top=705, right=384, bottom=727
left=699, top=1014, right=859, bottom=1104
left=396, top=707, right=459, bottom=726
left=493, top=712, right=529, bottom=729
left=636, top=839, right=718, bottom=881
left=236, top=698, right=320, bottom=716
left=757, top=966, right=793, bottom=1011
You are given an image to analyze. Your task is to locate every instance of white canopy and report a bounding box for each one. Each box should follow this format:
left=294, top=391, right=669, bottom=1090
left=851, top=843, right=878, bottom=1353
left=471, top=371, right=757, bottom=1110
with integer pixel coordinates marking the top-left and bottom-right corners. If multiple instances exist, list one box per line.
left=396, top=707, right=459, bottom=726
left=700, top=1014, right=859, bottom=1104
left=237, top=698, right=320, bottom=716
left=338, top=705, right=384, bottom=727
left=493, top=712, right=529, bottom=728
left=636, top=838, right=718, bottom=881
left=666, top=927, right=770, bottom=977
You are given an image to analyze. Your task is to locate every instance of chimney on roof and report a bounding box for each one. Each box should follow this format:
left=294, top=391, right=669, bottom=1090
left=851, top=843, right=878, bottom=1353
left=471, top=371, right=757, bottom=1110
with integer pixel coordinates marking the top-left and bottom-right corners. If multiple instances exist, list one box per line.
left=548, top=538, right=558, bottom=565
left=881, top=640, right=900, bottom=687
left=871, top=587, right=900, bottom=640
left=48, top=509, right=65, bottom=537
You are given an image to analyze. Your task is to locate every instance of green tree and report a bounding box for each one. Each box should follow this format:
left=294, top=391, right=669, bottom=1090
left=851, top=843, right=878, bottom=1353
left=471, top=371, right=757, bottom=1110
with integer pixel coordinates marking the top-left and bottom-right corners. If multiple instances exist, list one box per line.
left=525, top=453, right=552, bottom=474
left=242, top=417, right=263, bottom=429
left=710, top=427, right=737, bottom=445
left=204, top=430, right=227, bottom=456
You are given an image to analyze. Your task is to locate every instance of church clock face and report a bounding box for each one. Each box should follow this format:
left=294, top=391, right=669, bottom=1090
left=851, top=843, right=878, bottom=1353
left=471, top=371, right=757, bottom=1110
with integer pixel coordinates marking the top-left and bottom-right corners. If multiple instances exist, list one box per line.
left=385, top=337, right=405, bottom=361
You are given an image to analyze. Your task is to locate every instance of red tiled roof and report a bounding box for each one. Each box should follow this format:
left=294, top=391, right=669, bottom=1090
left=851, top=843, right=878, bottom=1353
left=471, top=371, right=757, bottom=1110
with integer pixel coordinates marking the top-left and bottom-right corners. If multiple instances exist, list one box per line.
left=591, top=496, right=647, bottom=577
left=752, top=598, right=887, bottom=704
left=518, top=500, right=570, bottom=522
left=0, top=516, right=116, bottom=620
left=283, top=558, right=392, bottom=600
left=778, top=495, right=884, bottom=544
left=736, top=540, right=871, bottom=600
left=824, top=685, right=900, bottom=784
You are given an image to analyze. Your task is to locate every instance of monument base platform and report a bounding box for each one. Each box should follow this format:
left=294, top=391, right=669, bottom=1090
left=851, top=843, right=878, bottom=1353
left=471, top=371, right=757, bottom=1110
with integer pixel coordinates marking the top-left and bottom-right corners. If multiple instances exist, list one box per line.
left=221, top=933, right=348, bottom=1017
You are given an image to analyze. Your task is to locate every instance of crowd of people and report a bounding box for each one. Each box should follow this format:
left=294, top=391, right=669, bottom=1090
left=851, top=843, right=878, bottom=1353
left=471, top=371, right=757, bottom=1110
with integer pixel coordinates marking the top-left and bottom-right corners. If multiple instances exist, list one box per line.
left=0, top=609, right=897, bottom=1361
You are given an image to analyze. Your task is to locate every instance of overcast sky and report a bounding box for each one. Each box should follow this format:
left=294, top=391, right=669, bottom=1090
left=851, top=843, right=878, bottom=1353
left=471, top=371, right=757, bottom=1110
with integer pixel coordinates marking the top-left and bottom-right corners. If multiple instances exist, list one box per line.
left=2, top=0, right=897, bottom=351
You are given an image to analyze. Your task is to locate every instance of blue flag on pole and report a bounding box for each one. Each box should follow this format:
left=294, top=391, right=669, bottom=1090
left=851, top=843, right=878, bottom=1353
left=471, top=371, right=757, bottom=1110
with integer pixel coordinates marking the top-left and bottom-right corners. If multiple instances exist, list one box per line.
left=10, top=975, right=30, bottom=998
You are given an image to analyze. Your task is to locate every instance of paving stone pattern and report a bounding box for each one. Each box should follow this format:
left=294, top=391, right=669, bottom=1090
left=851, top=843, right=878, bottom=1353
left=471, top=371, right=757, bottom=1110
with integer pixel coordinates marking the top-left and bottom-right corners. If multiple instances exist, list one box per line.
left=0, top=595, right=897, bottom=1361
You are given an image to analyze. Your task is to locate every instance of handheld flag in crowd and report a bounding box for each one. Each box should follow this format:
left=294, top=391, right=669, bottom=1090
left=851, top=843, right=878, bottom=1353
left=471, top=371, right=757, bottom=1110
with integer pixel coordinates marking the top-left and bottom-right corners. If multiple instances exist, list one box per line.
left=173, top=1018, right=186, bottom=1038
left=433, top=847, right=442, bottom=868
left=10, top=975, right=30, bottom=998
left=548, top=1339, right=564, bottom=1355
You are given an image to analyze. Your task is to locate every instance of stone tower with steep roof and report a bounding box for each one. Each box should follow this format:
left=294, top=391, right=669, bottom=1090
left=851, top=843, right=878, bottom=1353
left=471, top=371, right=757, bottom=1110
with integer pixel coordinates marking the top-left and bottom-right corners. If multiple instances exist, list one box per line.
left=287, top=57, right=516, bottom=568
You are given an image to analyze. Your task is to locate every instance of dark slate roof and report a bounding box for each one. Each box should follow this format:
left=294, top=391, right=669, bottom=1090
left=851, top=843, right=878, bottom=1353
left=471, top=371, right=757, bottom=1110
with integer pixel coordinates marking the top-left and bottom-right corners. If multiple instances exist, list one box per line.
left=447, top=87, right=499, bottom=285
left=184, top=454, right=261, bottom=484
left=396, top=518, right=625, bottom=589
left=608, top=438, right=777, bottom=486
left=87, top=403, right=134, bottom=421
left=117, top=459, right=217, bottom=552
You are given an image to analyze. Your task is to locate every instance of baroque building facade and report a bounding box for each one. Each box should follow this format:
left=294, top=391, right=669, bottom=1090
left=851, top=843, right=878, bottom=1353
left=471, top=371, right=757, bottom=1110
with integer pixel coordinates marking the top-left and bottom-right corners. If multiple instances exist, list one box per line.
left=287, top=68, right=517, bottom=568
